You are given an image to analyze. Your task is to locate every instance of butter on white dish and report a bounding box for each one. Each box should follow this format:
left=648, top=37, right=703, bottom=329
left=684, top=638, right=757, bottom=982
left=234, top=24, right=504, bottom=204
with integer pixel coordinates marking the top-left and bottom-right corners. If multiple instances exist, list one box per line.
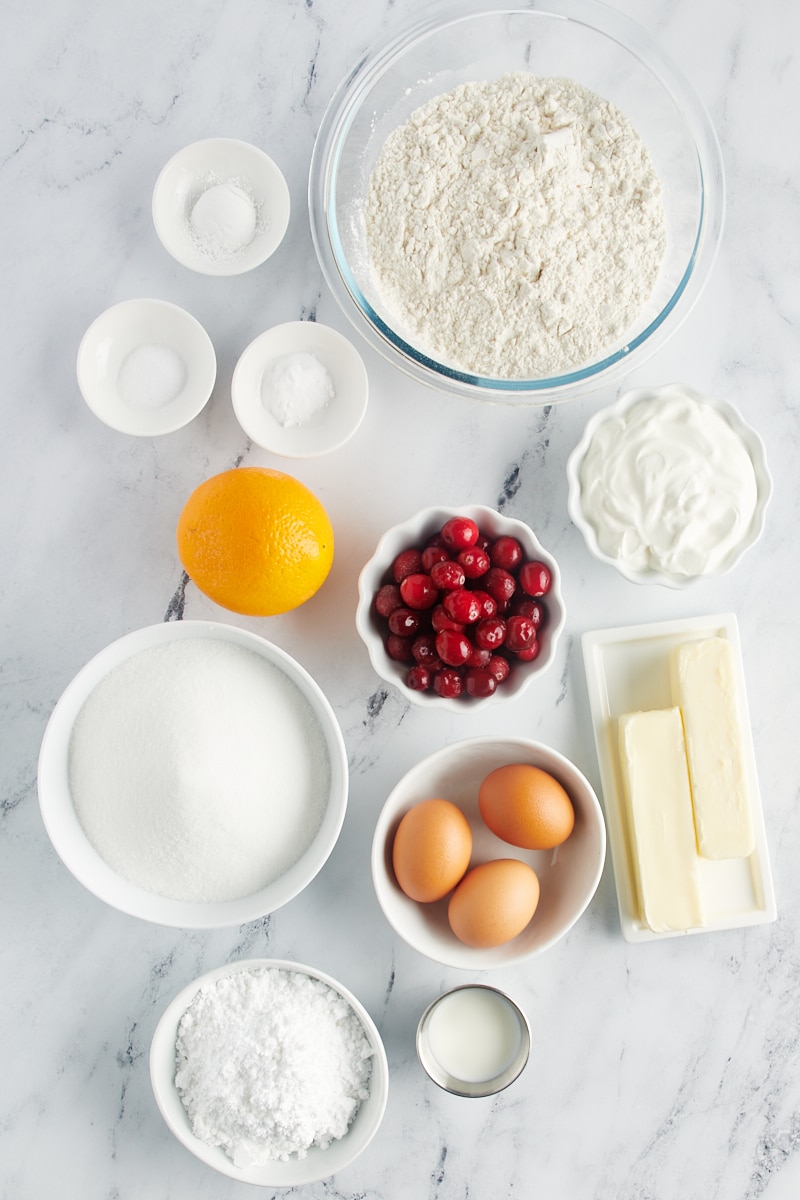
left=671, top=637, right=754, bottom=860
left=617, top=708, right=704, bottom=933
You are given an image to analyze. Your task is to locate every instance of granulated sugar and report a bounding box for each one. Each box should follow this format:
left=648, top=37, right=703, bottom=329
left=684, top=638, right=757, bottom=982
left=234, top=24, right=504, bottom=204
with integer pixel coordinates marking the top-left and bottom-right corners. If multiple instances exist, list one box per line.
left=68, top=638, right=330, bottom=902
left=175, top=966, right=374, bottom=1165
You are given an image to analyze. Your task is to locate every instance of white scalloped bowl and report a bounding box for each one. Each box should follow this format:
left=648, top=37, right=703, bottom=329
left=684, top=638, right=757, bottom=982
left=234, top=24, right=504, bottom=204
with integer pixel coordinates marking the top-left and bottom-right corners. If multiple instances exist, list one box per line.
left=355, top=505, right=566, bottom=710
left=566, top=384, right=773, bottom=588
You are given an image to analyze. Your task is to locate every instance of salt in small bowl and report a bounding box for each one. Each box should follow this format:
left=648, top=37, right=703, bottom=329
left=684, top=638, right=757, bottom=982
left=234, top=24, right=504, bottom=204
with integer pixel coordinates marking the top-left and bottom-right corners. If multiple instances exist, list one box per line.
left=76, top=298, right=216, bottom=436
left=231, top=321, right=369, bottom=457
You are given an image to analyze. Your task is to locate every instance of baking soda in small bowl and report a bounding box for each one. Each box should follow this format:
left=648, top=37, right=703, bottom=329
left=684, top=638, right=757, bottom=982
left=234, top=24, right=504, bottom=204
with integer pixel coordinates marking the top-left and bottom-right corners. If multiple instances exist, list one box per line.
left=262, top=351, right=336, bottom=427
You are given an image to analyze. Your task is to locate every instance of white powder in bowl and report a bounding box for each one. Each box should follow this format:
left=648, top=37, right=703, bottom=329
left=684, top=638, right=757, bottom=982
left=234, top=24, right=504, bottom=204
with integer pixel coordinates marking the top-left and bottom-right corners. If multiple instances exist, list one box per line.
left=175, top=966, right=374, bottom=1165
left=188, top=176, right=262, bottom=262
left=117, top=343, right=187, bottom=410
left=261, top=351, right=335, bottom=427
left=365, top=72, right=667, bottom=380
left=68, top=638, right=330, bottom=902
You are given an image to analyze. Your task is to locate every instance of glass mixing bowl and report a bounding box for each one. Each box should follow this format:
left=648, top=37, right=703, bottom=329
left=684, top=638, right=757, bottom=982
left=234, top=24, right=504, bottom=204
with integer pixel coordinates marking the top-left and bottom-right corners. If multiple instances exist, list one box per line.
left=309, top=0, right=724, bottom=405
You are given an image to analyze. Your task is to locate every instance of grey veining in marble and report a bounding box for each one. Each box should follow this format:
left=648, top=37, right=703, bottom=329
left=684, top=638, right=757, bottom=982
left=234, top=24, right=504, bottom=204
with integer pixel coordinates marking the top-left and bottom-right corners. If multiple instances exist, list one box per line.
left=2, top=1, right=800, bottom=1198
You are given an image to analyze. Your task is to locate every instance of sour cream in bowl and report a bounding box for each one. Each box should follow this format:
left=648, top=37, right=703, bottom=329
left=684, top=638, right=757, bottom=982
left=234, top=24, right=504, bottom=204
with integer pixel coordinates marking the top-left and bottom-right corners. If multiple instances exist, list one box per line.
left=566, top=384, right=772, bottom=588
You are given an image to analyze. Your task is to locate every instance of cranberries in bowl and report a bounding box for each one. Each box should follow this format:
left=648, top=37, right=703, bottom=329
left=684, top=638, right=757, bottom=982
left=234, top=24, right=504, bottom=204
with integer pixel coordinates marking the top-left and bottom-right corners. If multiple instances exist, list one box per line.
left=356, top=506, right=565, bottom=708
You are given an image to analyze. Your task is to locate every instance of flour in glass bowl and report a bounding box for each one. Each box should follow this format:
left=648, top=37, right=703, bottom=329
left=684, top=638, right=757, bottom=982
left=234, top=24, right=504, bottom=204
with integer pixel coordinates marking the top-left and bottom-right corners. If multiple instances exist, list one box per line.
left=175, top=966, right=374, bottom=1166
left=365, top=73, right=667, bottom=379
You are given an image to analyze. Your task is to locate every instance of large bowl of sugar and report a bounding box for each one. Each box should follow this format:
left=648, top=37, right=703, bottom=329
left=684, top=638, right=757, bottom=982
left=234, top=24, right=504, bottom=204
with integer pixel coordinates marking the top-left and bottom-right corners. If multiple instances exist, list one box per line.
left=37, top=621, right=348, bottom=928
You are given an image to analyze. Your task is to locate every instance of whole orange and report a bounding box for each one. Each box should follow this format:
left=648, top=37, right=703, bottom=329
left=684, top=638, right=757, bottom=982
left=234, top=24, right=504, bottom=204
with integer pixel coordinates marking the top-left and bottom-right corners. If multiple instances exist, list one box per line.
left=176, top=466, right=334, bottom=617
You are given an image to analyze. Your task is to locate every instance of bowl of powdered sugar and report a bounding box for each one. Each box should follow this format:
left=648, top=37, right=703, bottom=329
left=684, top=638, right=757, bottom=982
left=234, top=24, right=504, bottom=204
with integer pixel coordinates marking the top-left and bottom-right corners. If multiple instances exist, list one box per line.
left=37, top=621, right=348, bottom=927
left=309, top=0, right=725, bottom=404
left=150, top=959, right=389, bottom=1185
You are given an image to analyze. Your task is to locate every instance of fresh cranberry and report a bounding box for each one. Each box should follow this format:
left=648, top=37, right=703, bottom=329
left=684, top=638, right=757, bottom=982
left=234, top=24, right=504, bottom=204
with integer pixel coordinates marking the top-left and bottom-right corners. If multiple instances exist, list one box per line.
left=514, top=640, right=541, bottom=663
left=374, top=583, right=403, bottom=618
left=433, top=668, right=463, bottom=698
left=471, top=590, right=498, bottom=619
left=457, top=546, right=490, bottom=579
left=430, top=559, right=466, bottom=590
left=475, top=533, right=492, bottom=551
left=425, top=532, right=446, bottom=548
left=399, top=573, right=438, bottom=610
left=386, top=633, right=414, bottom=662
left=519, top=560, right=552, bottom=597
left=466, top=644, right=491, bottom=669
left=489, top=536, right=523, bottom=571
left=488, top=654, right=511, bottom=683
left=442, top=588, right=483, bottom=625
left=406, top=665, right=432, bottom=691
left=435, top=629, right=472, bottom=667
left=421, top=544, right=450, bottom=572
left=441, top=516, right=480, bottom=550
left=475, top=616, right=506, bottom=650
left=388, top=606, right=420, bottom=637
left=392, top=547, right=423, bottom=583
left=483, top=566, right=517, bottom=606
left=431, top=604, right=464, bottom=634
left=465, top=668, right=497, bottom=698
left=505, top=615, right=536, bottom=653
left=510, top=596, right=547, bottom=629
left=411, top=634, right=440, bottom=665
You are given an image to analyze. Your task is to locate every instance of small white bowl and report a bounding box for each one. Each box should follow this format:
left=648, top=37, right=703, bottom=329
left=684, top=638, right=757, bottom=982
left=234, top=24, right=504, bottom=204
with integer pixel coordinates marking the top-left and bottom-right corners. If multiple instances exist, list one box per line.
left=566, top=383, right=773, bottom=588
left=152, top=138, right=290, bottom=276
left=76, top=299, right=216, bottom=436
left=355, top=505, right=566, bottom=710
left=37, top=621, right=348, bottom=928
left=231, top=321, right=368, bottom=457
left=150, top=958, right=389, bottom=1186
left=371, top=736, right=606, bottom=970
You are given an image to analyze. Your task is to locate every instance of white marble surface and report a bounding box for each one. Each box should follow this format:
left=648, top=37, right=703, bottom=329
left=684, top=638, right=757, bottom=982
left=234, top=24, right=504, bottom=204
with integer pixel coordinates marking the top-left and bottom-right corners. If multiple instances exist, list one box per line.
left=2, top=1, right=799, bottom=1197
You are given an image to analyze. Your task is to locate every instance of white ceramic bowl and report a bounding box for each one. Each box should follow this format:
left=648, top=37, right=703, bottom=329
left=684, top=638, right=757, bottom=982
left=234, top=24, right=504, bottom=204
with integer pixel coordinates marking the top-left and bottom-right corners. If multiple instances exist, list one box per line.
left=309, top=0, right=725, bottom=404
left=37, top=621, right=348, bottom=928
left=566, top=383, right=773, bottom=588
left=231, top=321, right=369, bottom=457
left=153, top=138, right=290, bottom=276
left=150, top=958, right=389, bottom=1186
left=371, top=736, right=606, bottom=970
left=76, top=299, right=216, bottom=436
left=355, top=505, right=566, bottom=710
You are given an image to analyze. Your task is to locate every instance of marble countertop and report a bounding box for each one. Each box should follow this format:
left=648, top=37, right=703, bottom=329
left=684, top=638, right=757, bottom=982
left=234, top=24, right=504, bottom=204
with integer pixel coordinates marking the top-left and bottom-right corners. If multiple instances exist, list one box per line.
left=3, top=1, right=799, bottom=1197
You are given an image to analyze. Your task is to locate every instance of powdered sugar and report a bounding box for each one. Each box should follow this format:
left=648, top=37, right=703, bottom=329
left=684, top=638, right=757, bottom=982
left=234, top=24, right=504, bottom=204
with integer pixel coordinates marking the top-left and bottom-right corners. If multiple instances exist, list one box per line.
left=175, top=966, right=373, bottom=1166
left=365, top=73, right=666, bottom=379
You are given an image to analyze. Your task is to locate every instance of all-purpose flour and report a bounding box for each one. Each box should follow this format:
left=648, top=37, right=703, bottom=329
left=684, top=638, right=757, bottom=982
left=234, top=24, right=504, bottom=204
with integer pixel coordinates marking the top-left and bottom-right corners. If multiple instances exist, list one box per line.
left=175, top=966, right=374, bottom=1165
left=68, top=638, right=330, bottom=902
left=365, top=73, right=667, bottom=379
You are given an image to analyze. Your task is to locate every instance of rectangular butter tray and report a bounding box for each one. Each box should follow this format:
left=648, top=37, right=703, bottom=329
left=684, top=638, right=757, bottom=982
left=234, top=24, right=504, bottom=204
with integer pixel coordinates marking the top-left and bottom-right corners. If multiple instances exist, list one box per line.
left=581, top=613, right=777, bottom=943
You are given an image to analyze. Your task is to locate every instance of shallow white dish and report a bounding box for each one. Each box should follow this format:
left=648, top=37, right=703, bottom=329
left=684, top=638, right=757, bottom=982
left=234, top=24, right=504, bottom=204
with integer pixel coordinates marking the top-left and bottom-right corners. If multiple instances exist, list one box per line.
left=371, top=736, right=606, bottom=970
left=581, top=613, right=777, bottom=943
left=76, top=299, right=216, bottom=436
left=355, top=505, right=566, bottom=711
left=150, top=958, right=389, bottom=1186
left=231, top=321, right=368, bottom=457
left=37, top=621, right=348, bottom=929
left=152, top=138, right=290, bottom=276
left=566, top=384, right=773, bottom=588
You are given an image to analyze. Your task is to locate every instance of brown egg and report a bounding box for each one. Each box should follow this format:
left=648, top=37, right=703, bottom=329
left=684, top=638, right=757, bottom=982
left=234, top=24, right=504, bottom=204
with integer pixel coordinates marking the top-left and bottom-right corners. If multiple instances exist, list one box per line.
left=478, top=763, right=575, bottom=850
left=448, top=859, right=540, bottom=947
left=392, top=797, right=472, bottom=902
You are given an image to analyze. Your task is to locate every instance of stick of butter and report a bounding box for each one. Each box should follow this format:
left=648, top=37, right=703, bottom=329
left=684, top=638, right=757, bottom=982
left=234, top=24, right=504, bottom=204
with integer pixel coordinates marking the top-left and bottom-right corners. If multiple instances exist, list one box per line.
left=671, top=637, right=754, bottom=860
left=617, top=708, right=705, bottom=933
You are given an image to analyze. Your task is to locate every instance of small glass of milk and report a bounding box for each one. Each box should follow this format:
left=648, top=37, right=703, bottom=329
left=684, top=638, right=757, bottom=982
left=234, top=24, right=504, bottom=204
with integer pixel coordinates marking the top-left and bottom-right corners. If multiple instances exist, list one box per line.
left=416, top=985, right=531, bottom=1098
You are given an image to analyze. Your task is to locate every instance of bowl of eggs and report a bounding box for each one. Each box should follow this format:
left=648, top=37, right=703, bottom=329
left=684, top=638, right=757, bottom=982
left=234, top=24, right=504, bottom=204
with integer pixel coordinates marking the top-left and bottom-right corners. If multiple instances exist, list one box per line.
left=356, top=505, right=566, bottom=710
left=371, top=736, right=606, bottom=969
